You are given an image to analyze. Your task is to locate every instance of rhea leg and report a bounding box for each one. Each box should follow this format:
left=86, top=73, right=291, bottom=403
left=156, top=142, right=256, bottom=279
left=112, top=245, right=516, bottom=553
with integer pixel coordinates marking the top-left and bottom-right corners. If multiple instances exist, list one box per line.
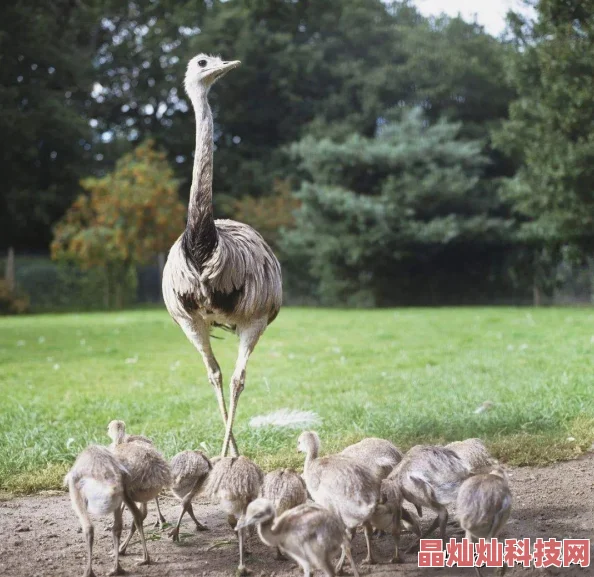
left=437, top=506, right=448, bottom=546
left=180, top=318, right=239, bottom=456
left=407, top=498, right=443, bottom=553
left=122, top=498, right=151, bottom=566
left=390, top=507, right=404, bottom=563
left=169, top=494, right=207, bottom=541
left=187, top=502, right=208, bottom=531
left=169, top=494, right=191, bottom=542
left=68, top=479, right=96, bottom=577
left=119, top=502, right=147, bottom=556
left=237, top=520, right=249, bottom=576
left=335, top=528, right=356, bottom=575
left=341, top=534, right=360, bottom=577
left=221, top=319, right=266, bottom=457
left=109, top=505, right=125, bottom=576
left=362, top=522, right=377, bottom=564
left=153, top=497, right=166, bottom=528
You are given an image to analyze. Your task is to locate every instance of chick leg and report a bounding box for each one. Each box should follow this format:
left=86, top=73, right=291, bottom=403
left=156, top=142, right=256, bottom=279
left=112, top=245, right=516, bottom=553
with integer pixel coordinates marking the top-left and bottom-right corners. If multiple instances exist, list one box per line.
left=108, top=505, right=125, bottom=576
left=67, top=476, right=96, bottom=577
left=187, top=502, right=208, bottom=531
left=153, top=497, right=166, bottom=529
left=362, top=522, right=377, bottom=564
left=123, top=498, right=150, bottom=566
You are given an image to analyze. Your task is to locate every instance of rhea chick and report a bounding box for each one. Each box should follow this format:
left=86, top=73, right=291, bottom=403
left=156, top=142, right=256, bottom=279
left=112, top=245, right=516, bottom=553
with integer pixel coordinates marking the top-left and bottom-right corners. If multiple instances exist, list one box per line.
left=369, top=479, right=421, bottom=563
left=112, top=440, right=172, bottom=564
left=445, top=438, right=496, bottom=473
left=298, top=431, right=380, bottom=574
left=389, top=445, right=471, bottom=551
left=239, top=499, right=359, bottom=577
left=260, top=468, right=308, bottom=559
left=205, top=456, right=264, bottom=575
left=457, top=466, right=512, bottom=577
left=65, top=445, right=129, bottom=577
left=168, top=449, right=212, bottom=540
left=107, top=419, right=167, bottom=527
left=340, top=437, right=403, bottom=480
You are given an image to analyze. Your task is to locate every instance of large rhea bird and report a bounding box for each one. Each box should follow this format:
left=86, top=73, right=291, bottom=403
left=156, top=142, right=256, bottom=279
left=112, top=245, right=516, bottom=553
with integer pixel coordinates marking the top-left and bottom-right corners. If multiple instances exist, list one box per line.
left=163, top=54, right=282, bottom=458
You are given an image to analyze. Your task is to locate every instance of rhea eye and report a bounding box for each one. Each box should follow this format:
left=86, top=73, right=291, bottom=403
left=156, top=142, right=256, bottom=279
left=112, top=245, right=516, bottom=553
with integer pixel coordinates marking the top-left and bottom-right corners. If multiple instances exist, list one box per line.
left=198, top=59, right=207, bottom=68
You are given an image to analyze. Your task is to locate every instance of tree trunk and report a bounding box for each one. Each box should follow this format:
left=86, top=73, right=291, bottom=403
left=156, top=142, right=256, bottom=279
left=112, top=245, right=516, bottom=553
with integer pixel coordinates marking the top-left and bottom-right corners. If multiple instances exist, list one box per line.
left=114, top=280, right=123, bottom=309
left=5, top=247, right=15, bottom=293
left=104, top=265, right=111, bottom=309
left=533, top=284, right=541, bottom=307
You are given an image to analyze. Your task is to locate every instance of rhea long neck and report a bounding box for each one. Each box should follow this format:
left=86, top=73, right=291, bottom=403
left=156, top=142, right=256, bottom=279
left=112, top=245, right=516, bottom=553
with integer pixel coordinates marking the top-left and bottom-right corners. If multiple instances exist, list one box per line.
left=186, top=86, right=215, bottom=239
left=257, top=518, right=279, bottom=548
left=303, top=440, right=319, bottom=476
left=111, top=429, right=125, bottom=445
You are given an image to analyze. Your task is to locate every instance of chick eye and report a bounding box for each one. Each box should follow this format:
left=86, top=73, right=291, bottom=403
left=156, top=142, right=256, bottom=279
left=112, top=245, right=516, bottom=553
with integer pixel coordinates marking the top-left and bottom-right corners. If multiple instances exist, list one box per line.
left=198, top=59, right=207, bottom=68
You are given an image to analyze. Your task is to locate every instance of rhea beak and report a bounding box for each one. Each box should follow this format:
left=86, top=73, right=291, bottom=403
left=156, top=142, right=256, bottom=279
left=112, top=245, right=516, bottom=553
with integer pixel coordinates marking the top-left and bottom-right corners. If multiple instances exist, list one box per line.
left=207, top=60, right=241, bottom=82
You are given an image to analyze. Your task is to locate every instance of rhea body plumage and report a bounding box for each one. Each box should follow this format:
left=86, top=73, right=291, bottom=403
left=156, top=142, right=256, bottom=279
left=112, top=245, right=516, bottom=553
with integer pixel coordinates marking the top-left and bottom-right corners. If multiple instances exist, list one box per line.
left=238, top=499, right=359, bottom=577
left=111, top=441, right=172, bottom=564
left=65, top=445, right=130, bottom=577
left=340, top=437, right=403, bottom=480
left=107, top=419, right=167, bottom=527
left=369, top=479, right=421, bottom=563
left=387, top=445, right=471, bottom=549
left=162, top=54, right=282, bottom=458
left=457, top=466, right=512, bottom=577
left=260, top=468, right=308, bottom=559
left=298, top=431, right=379, bottom=573
left=205, top=455, right=264, bottom=575
left=169, top=450, right=212, bottom=541
left=445, top=438, right=495, bottom=473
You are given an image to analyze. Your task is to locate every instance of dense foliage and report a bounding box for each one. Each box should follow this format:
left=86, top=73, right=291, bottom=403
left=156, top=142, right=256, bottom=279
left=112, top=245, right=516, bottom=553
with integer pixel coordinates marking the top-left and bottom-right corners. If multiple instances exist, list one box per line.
left=495, top=0, right=594, bottom=250
left=282, top=109, right=518, bottom=305
left=2, top=0, right=594, bottom=307
left=51, top=140, right=185, bottom=307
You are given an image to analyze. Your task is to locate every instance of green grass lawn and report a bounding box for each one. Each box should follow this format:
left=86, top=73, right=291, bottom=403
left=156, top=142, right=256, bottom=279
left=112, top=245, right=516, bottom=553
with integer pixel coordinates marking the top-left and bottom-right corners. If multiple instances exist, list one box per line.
left=1, top=307, right=594, bottom=494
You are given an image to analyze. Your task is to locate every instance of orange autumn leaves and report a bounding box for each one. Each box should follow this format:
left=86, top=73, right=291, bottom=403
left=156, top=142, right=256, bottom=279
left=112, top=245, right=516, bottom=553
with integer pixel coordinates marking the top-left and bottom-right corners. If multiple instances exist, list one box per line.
left=233, top=179, right=299, bottom=251
left=52, top=140, right=186, bottom=269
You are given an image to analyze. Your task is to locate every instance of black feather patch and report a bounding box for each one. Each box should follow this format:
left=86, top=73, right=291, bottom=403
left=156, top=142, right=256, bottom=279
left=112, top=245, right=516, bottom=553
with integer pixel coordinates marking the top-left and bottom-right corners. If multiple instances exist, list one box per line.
left=182, top=214, right=218, bottom=272
left=211, top=286, right=243, bottom=315
left=176, top=291, right=200, bottom=314
left=268, top=307, right=280, bottom=325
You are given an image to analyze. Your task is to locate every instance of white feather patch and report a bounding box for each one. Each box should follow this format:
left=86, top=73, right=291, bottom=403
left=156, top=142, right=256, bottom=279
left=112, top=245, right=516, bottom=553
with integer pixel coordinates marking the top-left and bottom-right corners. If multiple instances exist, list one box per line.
left=249, top=409, right=322, bottom=429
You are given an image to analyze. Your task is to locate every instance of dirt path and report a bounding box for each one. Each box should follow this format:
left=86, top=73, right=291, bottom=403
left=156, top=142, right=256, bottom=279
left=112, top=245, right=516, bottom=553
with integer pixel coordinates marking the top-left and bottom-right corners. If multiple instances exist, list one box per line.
left=1, top=455, right=593, bottom=577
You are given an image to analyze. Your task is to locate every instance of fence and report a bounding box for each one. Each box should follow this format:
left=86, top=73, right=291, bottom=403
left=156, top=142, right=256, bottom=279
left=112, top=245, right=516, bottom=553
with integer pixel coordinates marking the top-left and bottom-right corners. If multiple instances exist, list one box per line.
left=2, top=251, right=594, bottom=313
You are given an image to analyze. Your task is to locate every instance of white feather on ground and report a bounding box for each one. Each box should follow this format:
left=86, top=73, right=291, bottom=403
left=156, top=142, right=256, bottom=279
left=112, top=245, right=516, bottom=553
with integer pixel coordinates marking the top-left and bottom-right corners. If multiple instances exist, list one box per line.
left=249, top=409, right=321, bottom=429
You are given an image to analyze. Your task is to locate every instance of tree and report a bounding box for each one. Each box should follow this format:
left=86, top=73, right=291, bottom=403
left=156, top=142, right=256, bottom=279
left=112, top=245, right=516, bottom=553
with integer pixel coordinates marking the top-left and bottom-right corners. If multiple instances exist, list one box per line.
left=0, top=0, right=106, bottom=250
left=51, top=140, right=185, bottom=308
left=281, top=109, right=517, bottom=306
left=232, top=179, right=299, bottom=253
left=494, top=0, right=594, bottom=252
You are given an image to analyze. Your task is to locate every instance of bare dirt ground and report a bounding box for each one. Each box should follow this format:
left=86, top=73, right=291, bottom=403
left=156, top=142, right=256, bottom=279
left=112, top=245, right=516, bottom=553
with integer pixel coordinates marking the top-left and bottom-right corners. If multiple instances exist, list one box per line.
left=1, top=455, right=593, bottom=577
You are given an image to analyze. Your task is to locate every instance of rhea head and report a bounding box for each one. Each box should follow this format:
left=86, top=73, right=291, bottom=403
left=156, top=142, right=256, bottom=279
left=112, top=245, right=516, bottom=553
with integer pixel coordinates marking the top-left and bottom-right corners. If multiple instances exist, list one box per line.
left=184, top=53, right=241, bottom=95
left=236, top=498, right=276, bottom=529
left=107, top=419, right=126, bottom=443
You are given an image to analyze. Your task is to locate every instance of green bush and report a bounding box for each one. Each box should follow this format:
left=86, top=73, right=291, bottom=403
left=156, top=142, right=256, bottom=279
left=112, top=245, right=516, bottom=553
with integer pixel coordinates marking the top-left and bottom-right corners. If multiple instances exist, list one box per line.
left=0, top=279, right=29, bottom=315
left=10, top=257, right=138, bottom=313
